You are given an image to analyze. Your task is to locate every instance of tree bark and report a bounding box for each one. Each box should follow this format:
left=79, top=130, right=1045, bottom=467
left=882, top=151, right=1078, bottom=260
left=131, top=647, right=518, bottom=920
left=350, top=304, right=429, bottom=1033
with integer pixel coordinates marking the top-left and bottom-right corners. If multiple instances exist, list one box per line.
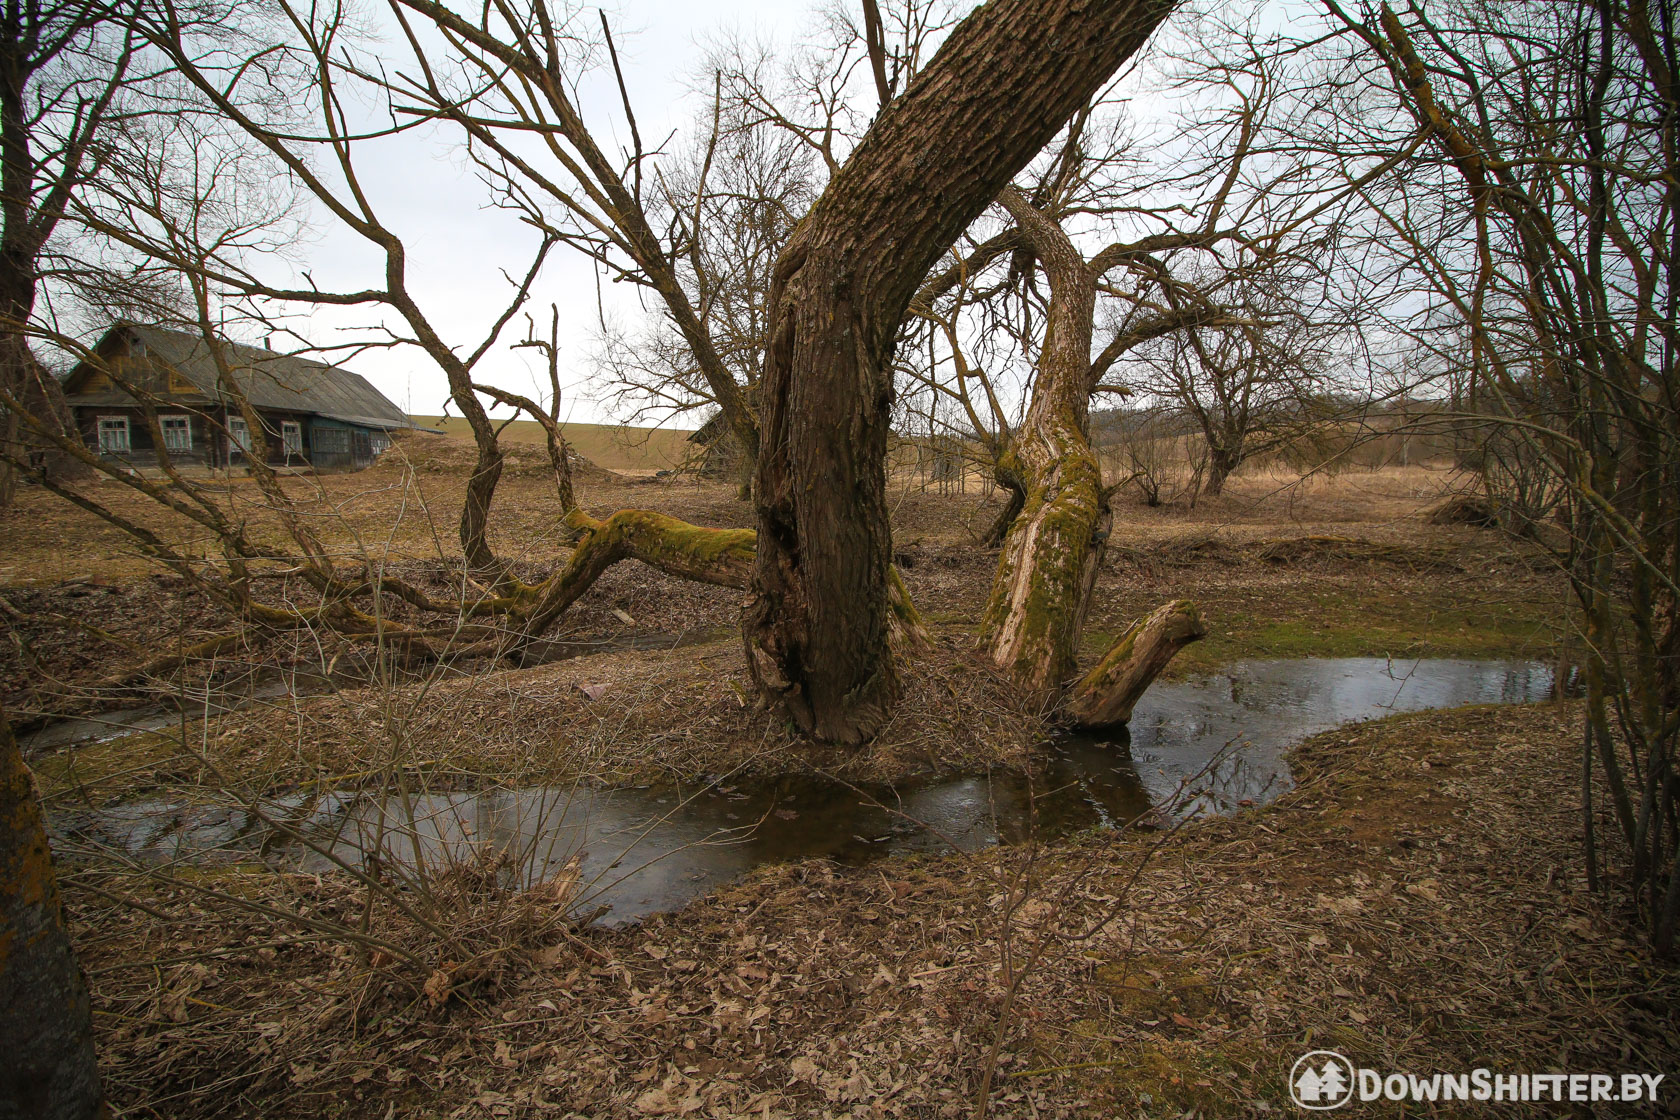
left=978, top=188, right=1108, bottom=691
left=0, top=706, right=105, bottom=1120
left=1202, top=443, right=1240, bottom=497
left=520, top=508, right=926, bottom=652
left=0, top=247, right=90, bottom=503
left=1063, top=599, right=1205, bottom=727
left=979, top=462, right=1027, bottom=548
left=745, top=0, right=1175, bottom=744
left=0, top=17, right=109, bottom=507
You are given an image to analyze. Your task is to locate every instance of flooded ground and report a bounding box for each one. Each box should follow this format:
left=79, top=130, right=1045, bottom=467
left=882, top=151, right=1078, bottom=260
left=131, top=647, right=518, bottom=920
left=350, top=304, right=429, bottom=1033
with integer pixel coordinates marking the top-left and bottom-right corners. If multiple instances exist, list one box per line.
left=49, top=657, right=1560, bottom=924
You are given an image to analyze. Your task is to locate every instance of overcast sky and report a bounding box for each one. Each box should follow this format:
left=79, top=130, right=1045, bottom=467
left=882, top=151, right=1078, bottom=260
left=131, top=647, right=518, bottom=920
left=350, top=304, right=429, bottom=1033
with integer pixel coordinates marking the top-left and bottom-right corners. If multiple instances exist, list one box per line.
left=223, top=0, right=1258, bottom=431
left=275, top=0, right=814, bottom=430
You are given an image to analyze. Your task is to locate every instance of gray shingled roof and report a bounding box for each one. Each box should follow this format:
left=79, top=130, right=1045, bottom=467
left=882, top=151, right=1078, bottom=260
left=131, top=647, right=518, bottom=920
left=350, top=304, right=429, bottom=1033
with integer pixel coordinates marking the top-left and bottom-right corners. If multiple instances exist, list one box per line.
left=73, top=324, right=412, bottom=430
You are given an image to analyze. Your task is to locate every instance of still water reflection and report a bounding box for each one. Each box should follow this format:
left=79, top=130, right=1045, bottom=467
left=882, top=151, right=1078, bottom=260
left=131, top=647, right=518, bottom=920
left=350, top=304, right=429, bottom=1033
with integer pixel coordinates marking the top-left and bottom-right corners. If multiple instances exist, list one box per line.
left=54, top=658, right=1558, bottom=924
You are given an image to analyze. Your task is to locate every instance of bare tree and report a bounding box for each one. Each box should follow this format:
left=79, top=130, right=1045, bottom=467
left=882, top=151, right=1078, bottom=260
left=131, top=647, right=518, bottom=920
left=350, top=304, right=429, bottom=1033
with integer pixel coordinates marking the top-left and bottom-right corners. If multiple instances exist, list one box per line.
left=374, top=0, right=1179, bottom=741
left=0, top=705, right=103, bottom=1120
left=0, top=0, right=138, bottom=505
left=592, top=75, right=819, bottom=490
left=1325, top=0, right=1680, bottom=951
left=1133, top=267, right=1340, bottom=497
left=889, top=16, right=1362, bottom=703
left=741, top=0, right=1176, bottom=743
left=5, top=0, right=1178, bottom=749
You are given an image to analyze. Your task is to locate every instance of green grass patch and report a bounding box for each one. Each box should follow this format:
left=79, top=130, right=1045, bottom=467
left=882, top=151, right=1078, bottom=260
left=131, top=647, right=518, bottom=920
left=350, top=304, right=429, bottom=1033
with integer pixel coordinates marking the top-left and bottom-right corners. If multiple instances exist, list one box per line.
left=1088, top=584, right=1563, bottom=677
left=34, top=728, right=193, bottom=803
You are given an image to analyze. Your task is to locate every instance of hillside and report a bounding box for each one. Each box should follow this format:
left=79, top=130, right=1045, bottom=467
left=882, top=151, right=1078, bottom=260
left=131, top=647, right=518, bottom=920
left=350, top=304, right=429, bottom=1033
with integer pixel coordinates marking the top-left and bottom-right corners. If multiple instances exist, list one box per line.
left=410, top=416, right=697, bottom=474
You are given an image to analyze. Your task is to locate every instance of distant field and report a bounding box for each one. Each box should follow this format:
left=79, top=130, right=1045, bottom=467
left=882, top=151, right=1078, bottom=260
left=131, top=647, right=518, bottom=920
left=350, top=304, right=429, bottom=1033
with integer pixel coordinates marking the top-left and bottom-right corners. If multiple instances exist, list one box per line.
left=410, top=416, right=697, bottom=473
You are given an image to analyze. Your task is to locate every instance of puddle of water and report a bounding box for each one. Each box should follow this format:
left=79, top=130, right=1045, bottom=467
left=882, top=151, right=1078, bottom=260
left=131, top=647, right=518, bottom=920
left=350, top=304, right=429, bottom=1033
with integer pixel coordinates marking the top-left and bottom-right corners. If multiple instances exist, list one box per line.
left=49, top=657, right=1560, bottom=925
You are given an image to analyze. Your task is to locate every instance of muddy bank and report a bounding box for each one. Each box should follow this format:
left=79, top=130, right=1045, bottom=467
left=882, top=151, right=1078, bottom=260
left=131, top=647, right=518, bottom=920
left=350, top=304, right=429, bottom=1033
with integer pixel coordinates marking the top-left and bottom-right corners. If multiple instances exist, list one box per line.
left=51, top=658, right=1562, bottom=927
left=63, top=698, right=1679, bottom=1118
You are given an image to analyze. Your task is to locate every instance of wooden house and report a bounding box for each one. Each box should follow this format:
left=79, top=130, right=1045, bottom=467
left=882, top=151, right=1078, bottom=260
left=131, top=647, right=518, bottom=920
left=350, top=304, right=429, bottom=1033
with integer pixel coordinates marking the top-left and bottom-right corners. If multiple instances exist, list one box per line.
left=62, top=324, right=413, bottom=471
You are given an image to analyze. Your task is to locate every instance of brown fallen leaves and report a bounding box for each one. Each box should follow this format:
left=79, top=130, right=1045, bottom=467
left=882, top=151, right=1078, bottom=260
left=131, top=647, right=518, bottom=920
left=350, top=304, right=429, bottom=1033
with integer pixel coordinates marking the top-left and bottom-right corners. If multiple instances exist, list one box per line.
left=63, top=699, right=1680, bottom=1119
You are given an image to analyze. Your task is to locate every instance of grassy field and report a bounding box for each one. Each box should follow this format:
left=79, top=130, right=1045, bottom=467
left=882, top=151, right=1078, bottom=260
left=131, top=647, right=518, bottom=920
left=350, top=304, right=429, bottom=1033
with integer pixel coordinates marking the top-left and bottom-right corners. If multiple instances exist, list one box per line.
left=410, top=415, right=697, bottom=473
left=10, top=447, right=1674, bottom=1120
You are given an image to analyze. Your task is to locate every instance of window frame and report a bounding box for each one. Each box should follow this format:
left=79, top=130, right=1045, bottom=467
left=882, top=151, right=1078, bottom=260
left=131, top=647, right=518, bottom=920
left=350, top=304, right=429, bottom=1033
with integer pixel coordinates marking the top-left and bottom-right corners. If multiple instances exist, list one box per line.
left=226, top=414, right=251, bottom=456
left=281, top=420, right=303, bottom=459
left=97, top=415, right=131, bottom=454
left=159, top=413, right=193, bottom=453
left=312, top=425, right=350, bottom=455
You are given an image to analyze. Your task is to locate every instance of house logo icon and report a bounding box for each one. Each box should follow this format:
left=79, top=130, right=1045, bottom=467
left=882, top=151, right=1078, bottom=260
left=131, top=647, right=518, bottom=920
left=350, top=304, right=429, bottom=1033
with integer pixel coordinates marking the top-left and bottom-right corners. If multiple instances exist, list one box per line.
left=1289, top=1050, right=1356, bottom=1110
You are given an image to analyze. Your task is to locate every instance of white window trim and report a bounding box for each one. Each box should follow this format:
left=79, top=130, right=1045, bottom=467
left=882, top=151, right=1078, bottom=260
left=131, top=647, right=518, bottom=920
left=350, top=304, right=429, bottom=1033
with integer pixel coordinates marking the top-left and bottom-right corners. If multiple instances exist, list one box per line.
left=159, top=413, right=193, bottom=453
left=227, top=415, right=251, bottom=455
left=97, top=415, right=131, bottom=454
left=281, top=420, right=303, bottom=457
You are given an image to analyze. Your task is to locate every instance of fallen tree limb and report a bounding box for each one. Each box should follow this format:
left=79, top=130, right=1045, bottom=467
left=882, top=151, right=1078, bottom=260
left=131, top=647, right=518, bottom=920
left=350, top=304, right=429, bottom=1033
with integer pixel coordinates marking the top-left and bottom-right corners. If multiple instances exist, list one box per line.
left=1063, top=599, right=1206, bottom=728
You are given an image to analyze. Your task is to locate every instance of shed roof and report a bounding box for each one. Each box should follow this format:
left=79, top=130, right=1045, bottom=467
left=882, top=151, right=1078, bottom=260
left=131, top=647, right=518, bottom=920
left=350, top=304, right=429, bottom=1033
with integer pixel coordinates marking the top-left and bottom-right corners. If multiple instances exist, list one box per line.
left=67, top=324, right=413, bottom=431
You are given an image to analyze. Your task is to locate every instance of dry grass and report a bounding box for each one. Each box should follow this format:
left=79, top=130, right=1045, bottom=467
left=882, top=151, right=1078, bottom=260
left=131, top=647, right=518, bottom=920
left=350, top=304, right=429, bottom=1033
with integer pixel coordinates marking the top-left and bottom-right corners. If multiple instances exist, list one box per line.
left=4, top=455, right=1562, bottom=782
left=411, top=417, right=697, bottom=474
left=33, top=639, right=1052, bottom=809
left=0, top=436, right=1474, bottom=584
left=62, top=700, right=1680, bottom=1118
left=14, top=444, right=1672, bottom=1117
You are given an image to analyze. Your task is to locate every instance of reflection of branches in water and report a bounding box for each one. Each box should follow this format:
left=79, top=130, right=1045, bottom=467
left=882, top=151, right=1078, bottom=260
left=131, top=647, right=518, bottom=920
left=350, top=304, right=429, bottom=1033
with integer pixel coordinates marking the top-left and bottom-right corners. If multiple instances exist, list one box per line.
left=1176, top=735, right=1283, bottom=817
left=1380, top=654, right=1423, bottom=711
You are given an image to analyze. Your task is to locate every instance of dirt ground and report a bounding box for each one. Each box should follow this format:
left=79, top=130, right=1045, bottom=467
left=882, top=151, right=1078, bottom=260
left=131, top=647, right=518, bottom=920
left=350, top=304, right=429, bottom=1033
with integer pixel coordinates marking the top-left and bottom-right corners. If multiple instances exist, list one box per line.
left=6, top=447, right=1673, bottom=1117
left=3, top=450, right=1561, bottom=767
left=61, top=702, right=1679, bottom=1118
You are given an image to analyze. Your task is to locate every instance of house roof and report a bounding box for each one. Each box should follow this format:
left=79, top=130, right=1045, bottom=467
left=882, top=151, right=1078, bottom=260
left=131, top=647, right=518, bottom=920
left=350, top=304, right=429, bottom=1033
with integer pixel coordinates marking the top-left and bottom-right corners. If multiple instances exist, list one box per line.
left=687, top=410, right=727, bottom=444
left=66, top=323, right=413, bottom=431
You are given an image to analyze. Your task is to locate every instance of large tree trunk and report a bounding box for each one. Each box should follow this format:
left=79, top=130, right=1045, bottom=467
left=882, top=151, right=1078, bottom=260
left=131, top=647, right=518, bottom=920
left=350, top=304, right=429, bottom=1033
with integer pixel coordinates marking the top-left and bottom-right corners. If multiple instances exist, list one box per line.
left=976, top=191, right=1204, bottom=718
left=979, top=189, right=1108, bottom=691
left=0, top=707, right=105, bottom=1120
left=1201, top=443, right=1240, bottom=498
left=745, top=0, right=1175, bottom=744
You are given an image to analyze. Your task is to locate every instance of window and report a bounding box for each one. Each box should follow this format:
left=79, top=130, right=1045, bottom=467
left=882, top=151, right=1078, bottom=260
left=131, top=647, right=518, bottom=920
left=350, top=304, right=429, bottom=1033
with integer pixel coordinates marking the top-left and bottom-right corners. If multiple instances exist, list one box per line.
left=282, top=421, right=302, bottom=458
left=313, top=426, right=350, bottom=455
left=97, top=416, right=130, bottom=454
left=160, top=415, right=192, bottom=453
left=227, top=416, right=250, bottom=456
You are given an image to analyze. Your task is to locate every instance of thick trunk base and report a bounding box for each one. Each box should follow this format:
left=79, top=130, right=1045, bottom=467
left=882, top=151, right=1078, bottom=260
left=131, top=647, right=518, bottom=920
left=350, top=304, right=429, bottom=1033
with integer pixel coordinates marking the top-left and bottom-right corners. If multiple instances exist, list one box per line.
left=1, top=710, right=105, bottom=1120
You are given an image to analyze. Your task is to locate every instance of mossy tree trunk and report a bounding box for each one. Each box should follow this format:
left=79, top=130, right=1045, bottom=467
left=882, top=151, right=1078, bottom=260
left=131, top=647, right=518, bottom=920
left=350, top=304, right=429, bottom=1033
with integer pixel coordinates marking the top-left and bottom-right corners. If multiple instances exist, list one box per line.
left=518, top=508, right=926, bottom=655
left=745, top=0, right=1175, bottom=746
left=0, top=706, right=105, bottom=1120
left=1063, top=599, right=1206, bottom=726
left=978, top=188, right=1110, bottom=692
left=977, top=190, right=1203, bottom=719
